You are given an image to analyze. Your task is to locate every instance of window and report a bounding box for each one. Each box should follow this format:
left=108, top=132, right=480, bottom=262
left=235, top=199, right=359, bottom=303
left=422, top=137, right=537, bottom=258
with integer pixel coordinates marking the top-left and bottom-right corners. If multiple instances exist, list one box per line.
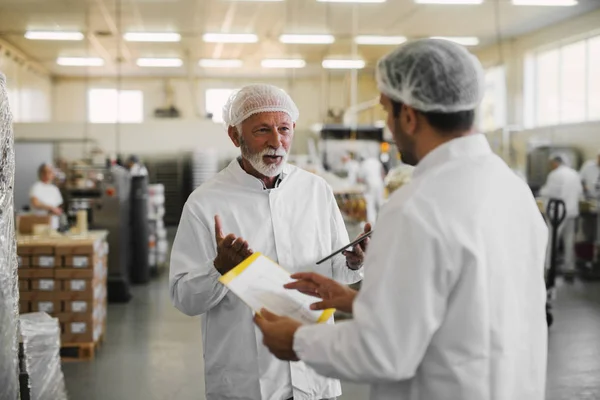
left=88, top=89, right=143, bottom=123
left=205, top=88, right=237, bottom=123
left=479, top=66, right=507, bottom=132
left=524, top=34, right=600, bottom=127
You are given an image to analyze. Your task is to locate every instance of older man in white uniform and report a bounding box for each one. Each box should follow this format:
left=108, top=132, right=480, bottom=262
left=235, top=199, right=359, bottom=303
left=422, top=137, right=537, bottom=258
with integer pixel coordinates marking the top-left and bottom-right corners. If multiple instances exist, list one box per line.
left=256, top=39, right=549, bottom=400
left=169, top=84, right=368, bottom=400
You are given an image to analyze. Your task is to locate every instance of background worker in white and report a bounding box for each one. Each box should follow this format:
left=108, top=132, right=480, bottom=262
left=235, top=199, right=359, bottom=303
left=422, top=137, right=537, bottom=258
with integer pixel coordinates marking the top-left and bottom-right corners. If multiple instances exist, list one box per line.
left=357, top=155, right=385, bottom=224
left=29, top=163, right=63, bottom=230
left=580, top=150, right=600, bottom=200
left=255, top=39, right=549, bottom=400
left=169, top=84, right=368, bottom=400
left=540, top=155, right=584, bottom=279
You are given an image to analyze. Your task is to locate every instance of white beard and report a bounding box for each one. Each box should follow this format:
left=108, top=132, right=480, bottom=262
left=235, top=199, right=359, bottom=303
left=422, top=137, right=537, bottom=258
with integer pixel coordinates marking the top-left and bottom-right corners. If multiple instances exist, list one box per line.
left=240, top=139, right=288, bottom=178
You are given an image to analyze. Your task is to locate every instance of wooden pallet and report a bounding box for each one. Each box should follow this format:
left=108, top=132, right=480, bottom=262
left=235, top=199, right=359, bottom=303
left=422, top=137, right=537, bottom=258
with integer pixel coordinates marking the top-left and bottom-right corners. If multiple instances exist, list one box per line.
left=60, top=332, right=104, bottom=362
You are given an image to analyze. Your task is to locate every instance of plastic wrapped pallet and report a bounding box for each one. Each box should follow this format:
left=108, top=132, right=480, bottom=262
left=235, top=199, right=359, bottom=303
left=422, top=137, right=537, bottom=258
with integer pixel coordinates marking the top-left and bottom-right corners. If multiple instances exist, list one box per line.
left=0, top=73, right=20, bottom=400
left=20, top=312, right=68, bottom=400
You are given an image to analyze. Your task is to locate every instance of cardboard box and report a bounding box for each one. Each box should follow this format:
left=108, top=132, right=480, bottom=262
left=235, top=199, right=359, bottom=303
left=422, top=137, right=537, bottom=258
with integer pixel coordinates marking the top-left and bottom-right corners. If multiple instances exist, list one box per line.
left=64, top=255, right=94, bottom=268
left=31, top=300, right=61, bottom=314
left=58, top=278, right=106, bottom=301
left=18, top=256, right=31, bottom=268
left=55, top=239, right=98, bottom=256
left=63, top=300, right=93, bottom=313
left=61, top=315, right=105, bottom=343
left=32, top=255, right=56, bottom=268
left=18, top=269, right=55, bottom=279
left=54, top=268, right=94, bottom=280
left=17, top=243, right=35, bottom=256
left=17, top=214, right=52, bottom=235
left=19, top=300, right=30, bottom=313
left=31, top=279, right=58, bottom=292
left=32, top=245, right=55, bottom=255
left=20, top=291, right=56, bottom=302
left=19, top=280, right=30, bottom=292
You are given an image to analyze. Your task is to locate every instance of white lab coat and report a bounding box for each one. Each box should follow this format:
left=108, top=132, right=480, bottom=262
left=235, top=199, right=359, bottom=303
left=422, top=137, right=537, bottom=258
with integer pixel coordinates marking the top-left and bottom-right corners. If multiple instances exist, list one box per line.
left=540, top=164, right=583, bottom=218
left=343, top=159, right=360, bottom=185
left=540, top=164, right=583, bottom=272
left=294, top=134, right=549, bottom=400
left=29, top=181, right=63, bottom=230
left=170, top=158, right=363, bottom=400
left=580, top=160, right=600, bottom=199
left=358, top=157, right=385, bottom=224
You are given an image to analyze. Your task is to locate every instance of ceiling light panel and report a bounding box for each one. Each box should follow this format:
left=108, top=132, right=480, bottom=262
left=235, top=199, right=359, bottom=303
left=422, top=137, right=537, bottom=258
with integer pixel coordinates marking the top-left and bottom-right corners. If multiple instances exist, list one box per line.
left=136, top=58, right=183, bottom=67
left=124, top=32, right=181, bottom=42
left=512, top=0, right=577, bottom=5
left=56, top=57, right=104, bottom=66
left=25, top=31, right=84, bottom=41
left=203, top=33, right=258, bottom=43
left=354, top=35, right=407, bottom=45
left=322, top=59, right=365, bottom=69
left=199, top=59, right=243, bottom=68
left=431, top=36, right=480, bottom=46
left=279, top=34, right=335, bottom=44
left=261, top=59, right=306, bottom=68
left=415, top=0, right=483, bottom=4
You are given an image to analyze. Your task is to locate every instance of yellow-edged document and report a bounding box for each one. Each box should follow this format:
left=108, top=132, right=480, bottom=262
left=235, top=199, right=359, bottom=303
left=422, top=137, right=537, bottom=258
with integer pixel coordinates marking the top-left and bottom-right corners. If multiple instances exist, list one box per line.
left=219, top=253, right=335, bottom=324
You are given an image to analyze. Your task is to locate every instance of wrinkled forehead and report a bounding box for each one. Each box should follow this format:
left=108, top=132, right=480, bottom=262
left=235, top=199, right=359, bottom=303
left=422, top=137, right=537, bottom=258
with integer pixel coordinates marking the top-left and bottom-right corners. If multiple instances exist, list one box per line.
left=242, top=111, right=293, bottom=127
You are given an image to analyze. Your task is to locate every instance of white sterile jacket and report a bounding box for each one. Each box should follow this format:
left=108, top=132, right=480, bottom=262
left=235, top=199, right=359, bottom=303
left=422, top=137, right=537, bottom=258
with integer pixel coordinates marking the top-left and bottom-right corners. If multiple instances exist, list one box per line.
left=170, top=158, right=363, bottom=400
left=294, top=134, right=549, bottom=400
left=540, top=164, right=583, bottom=218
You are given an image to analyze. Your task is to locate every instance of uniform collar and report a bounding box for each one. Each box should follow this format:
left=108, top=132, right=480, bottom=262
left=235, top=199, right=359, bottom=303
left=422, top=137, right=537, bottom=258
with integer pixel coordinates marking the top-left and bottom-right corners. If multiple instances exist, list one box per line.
left=228, top=157, right=292, bottom=191
left=413, top=133, right=491, bottom=179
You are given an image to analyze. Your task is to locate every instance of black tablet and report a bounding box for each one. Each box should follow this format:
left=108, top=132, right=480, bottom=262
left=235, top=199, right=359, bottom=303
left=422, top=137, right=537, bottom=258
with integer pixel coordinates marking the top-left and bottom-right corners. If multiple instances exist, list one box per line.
left=316, top=230, right=374, bottom=265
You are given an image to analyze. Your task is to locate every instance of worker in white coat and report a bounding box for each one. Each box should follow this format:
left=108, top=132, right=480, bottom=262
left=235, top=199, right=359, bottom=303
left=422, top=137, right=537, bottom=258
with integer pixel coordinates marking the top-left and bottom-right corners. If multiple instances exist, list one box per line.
left=579, top=150, right=600, bottom=200
left=255, top=39, right=549, bottom=400
left=169, top=84, right=369, bottom=400
left=29, top=163, right=63, bottom=230
left=357, top=155, right=385, bottom=224
left=540, top=154, right=583, bottom=280
left=341, top=151, right=360, bottom=186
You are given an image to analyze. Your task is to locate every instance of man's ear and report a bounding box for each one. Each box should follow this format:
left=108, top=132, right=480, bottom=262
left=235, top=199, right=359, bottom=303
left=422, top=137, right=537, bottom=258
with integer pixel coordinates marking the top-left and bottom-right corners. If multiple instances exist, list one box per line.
left=403, top=105, right=418, bottom=136
left=228, top=126, right=241, bottom=147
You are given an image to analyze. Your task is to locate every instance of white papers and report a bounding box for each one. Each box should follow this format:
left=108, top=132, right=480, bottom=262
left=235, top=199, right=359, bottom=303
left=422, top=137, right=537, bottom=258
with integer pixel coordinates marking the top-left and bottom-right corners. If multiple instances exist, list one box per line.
left=219, top=253, right=334, bottom=325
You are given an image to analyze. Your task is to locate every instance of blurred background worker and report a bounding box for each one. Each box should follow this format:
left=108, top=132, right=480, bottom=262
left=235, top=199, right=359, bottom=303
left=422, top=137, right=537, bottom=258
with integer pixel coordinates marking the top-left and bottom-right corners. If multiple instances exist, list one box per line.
left=358, top=154, right=385, bottom=224
left=580, top=150, right=600, bottom=200
left=29, top=163, right=63, bottom=230
left=341, top=151, right=360, bottom=185
left=126, top=154, right=148, bottom=176
left=540, top=154, right=584, bottom=280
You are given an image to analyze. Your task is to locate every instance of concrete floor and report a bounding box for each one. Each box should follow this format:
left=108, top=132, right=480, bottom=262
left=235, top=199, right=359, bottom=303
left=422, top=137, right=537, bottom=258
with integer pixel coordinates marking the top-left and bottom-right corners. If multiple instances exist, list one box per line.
left=62, top=274, right=600, bottom=400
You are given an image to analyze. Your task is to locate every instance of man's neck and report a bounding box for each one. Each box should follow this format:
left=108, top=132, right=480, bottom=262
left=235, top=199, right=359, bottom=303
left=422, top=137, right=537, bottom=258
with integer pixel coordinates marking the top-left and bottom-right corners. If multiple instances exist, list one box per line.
left=416, top=129, right=474, bottom=162
left=239, top=158, right=279, bottom=189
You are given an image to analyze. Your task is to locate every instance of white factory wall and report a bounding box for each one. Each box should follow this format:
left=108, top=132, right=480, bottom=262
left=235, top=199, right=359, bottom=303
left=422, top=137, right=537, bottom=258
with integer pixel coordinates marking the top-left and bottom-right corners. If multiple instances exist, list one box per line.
left=475, top=7, right=600, bottom=168
left=47, top=74, right=381, bottom=156
left=0, top=40, right=52, bottom=123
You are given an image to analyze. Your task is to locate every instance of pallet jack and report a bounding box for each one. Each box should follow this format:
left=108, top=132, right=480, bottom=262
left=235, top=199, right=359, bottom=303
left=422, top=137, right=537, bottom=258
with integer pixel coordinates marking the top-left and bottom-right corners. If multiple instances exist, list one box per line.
left=546, top=198, right=566, bottom=327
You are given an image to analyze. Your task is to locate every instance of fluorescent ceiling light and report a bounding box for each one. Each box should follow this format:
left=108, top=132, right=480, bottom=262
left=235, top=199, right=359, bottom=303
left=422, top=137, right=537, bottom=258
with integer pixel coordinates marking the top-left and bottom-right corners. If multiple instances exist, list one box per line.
left=415, top=0, right=483, bottom=4
left=512, top=0, right=577, bottom=5
left=56, top=57, right=104, bottom=66
left=199, top=59, right=243, bottom=68
left=228, top=0, right=284, bottom=2
left=317, top=0, right=385, bottom=2
left=355, top=35, right=407, bottom=45
left=431, top=36, right=480, bottom=46
left=279, top=34, right=335, bottom=44
left=261, top=59, right=306, bottom=68
left=136, top=58, right=183, bottom=67
left=322, top=59, right=365, bottom=69
left=203, top=33, right=258, bottom=43
left=124, top=32, right=181, bottom=42
left=25, top=31, right=84, bottom=41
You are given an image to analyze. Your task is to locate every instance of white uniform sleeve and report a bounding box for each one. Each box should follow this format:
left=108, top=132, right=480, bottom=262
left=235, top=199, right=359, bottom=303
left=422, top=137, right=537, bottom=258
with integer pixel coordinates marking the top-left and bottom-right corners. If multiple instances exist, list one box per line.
left=539, top=170, right=561, bottom=199
left=328, top=188, right=363, bottom=285
left=294, top=205, right=451, bottom=382
left=169, top=203, right=228, bottom=316
left=29, top=183, right=39, bottom=199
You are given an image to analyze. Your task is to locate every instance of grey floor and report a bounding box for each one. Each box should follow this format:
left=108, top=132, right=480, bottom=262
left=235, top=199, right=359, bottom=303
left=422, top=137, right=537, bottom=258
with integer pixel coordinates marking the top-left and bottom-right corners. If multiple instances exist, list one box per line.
left=62, top=274, right=600, bottom=400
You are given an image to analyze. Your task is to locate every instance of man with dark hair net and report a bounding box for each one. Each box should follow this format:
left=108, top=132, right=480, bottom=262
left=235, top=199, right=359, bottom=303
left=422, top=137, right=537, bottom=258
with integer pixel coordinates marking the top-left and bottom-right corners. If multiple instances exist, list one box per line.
left=256, top=39, right=548, bottom=400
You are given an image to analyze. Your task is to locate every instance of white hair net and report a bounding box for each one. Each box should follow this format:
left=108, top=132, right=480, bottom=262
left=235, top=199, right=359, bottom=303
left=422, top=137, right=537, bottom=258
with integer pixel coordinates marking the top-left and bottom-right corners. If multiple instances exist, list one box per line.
left=222, top=84, right=300, bottom=127
left=376, top=39, right=485, bottom=113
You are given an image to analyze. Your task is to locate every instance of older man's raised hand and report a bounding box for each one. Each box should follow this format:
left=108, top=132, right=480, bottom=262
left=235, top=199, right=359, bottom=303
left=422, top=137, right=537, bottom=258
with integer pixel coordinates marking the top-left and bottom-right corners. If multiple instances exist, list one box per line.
left=213, top=215, right=253, bottom=275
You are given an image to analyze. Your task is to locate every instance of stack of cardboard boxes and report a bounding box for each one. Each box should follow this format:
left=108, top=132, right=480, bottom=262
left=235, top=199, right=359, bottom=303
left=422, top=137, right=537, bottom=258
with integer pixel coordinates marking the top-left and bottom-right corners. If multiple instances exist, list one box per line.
left=18, top=233, right=108, bottom=345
